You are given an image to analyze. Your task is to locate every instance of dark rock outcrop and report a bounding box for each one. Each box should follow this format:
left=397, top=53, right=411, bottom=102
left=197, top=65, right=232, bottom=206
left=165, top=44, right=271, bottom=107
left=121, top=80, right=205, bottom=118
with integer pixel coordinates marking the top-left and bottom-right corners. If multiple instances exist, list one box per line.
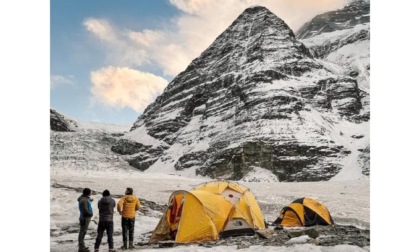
left=50, top=109, right=76, bottom=132
left=358, top=146, right=370, bottom=175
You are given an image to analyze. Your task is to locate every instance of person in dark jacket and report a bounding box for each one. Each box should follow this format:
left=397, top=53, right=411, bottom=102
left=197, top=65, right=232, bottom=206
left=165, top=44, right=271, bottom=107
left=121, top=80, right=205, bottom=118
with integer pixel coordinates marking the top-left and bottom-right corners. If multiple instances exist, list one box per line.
left=94, top=189, right=116, bottom=252
left=78, top=188, right=94, bottom=252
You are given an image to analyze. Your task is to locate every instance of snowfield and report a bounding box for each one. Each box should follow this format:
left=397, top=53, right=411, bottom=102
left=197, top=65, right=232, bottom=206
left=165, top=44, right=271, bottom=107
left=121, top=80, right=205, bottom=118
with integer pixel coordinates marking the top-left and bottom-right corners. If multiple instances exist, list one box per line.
left=51, top=170, right=369, bottom=251
left=51, top=171, right=370, bottom=225
left=50, top=116, right=370, bottom=251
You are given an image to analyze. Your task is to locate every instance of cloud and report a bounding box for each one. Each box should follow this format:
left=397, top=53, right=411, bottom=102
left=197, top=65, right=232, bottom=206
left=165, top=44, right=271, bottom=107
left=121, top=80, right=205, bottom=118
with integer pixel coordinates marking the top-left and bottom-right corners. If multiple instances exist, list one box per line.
left=83, top=18, right=150, bottom=67
left=90, top=66, right=168, bottom=112
left=169, top=0, right=206, bottom=14
left=50, top=75, right=74, bottom=88
left=85, top=0, right=346, bottom=77
left=169, top=0, right=345, bottom=31
left=128, top=30, right=164, bottom=47
left=83, top=18, right=118, bottom=44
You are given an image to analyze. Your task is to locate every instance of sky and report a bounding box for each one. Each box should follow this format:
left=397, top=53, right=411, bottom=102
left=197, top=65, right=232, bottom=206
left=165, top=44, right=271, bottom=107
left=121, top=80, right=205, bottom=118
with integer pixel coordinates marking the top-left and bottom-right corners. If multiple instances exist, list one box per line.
left=50, top=0, right=350, bottom=125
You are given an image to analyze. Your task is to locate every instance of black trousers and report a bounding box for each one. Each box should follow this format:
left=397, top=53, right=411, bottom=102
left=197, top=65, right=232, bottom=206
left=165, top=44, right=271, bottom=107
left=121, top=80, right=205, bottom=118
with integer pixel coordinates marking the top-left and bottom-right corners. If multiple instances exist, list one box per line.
left=78, top=217, right=91, bottom=249
left=94, top=220, right=114, bottom=249
left=121, top=217, right=135, bottom=242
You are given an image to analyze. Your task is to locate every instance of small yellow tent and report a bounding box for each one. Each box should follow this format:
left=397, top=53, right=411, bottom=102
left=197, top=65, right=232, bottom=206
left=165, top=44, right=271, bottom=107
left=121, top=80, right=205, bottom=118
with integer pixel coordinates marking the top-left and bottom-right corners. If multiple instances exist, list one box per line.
left=274, top=197, right=334, bottom=227
left=149, top=181, right=266, bottom=243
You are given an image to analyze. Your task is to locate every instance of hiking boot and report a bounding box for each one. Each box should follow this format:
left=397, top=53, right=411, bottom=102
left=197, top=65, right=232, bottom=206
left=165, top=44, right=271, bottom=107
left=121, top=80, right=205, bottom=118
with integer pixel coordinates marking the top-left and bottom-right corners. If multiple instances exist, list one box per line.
left=78, top=247, right=90, bottom=252
left=128, top=241, right=135, bottom=249
left=109, top=249, right=116, bottom=252
left=94, top=249, right=99, bottom=252
left=120, top=241, right=127, bottom=250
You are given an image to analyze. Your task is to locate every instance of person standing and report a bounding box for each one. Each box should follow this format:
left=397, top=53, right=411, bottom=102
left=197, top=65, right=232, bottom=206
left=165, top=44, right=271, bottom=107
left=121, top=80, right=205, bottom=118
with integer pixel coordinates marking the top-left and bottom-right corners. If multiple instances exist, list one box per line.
left=78, top=188, right=94, bottom=252
left=94, top=190, right=116, bottom=252
left=117, top=187, right=141, bottom=250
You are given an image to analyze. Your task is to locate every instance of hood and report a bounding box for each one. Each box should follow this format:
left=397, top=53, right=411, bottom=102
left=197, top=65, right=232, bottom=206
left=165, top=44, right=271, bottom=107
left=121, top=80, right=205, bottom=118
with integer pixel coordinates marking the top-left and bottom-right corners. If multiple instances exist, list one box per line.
left=124, top=195, right=136, bottom=203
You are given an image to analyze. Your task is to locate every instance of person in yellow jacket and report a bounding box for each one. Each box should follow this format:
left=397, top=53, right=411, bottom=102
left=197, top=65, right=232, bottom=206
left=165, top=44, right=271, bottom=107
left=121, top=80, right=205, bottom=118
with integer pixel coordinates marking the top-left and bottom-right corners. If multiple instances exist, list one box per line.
left=117, top=187, right=141, bottom=250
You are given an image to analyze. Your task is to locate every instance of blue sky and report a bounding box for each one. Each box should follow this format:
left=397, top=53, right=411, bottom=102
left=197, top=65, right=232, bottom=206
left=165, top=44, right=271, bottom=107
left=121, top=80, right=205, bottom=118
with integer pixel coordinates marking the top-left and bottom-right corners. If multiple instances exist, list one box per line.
left=50, top=0, right=347, bottom=125
left=51, top=0, right=180, bottom=124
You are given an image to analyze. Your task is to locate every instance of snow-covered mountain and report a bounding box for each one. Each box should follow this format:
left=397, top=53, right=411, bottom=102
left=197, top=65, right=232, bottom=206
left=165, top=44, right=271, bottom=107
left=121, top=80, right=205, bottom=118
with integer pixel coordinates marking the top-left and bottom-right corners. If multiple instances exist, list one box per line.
left=297, top=0, right=370, bottom=180
left=296, top=0, right=370, bottom=40
left=111, top=6, right=370, bottom=182
left=297, top=0, right=370, bottom=92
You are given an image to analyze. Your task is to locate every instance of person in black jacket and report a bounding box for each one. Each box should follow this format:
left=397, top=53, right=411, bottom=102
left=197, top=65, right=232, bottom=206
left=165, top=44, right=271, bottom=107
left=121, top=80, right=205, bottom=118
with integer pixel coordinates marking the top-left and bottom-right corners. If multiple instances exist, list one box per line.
left=78, top=188, right=94, bottom=252
left=94, top=190, right=116, bottom=252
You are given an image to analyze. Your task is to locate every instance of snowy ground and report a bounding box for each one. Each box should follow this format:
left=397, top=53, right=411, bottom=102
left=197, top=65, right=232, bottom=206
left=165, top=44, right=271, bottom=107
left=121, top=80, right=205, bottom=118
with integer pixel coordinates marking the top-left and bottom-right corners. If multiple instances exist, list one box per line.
left=51, top=171, right=369, bottom=252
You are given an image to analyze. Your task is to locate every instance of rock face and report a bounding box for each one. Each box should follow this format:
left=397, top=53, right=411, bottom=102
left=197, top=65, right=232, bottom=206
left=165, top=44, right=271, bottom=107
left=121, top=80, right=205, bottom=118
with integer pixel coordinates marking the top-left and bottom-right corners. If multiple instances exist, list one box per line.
left=297, top=0, right=370, bottom=91
left=112, top=5, right=370, bottom=181
left=296, top=0, right=370, bottom=40
left=297, top=0, right=370, bottom=175
left=50, top=109, right=76, bottom=132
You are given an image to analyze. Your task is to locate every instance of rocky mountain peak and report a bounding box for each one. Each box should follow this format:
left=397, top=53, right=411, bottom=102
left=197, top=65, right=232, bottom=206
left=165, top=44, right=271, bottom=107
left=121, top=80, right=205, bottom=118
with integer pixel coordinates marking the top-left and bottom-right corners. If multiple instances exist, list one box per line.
left=113, top=6, right=368, bottom=182
left=235, top=5, right=294, bottom=37
left=133, top=5, right=317, bottom=131
left=242, top=5, right=269, bottom=13
left=193, top=4, right=309, bottom=67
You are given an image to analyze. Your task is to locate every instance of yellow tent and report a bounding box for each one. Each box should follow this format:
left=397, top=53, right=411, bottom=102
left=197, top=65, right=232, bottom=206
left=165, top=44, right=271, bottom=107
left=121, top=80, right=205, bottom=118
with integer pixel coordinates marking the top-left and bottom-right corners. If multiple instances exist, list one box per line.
left=273, top=197, right=334, bottom=227
left=149, top=181, right=266, bottom=243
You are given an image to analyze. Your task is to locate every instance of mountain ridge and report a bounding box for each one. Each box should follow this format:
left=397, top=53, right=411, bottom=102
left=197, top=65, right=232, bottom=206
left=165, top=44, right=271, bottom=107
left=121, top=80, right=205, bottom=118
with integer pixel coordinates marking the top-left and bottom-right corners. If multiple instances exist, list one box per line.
left=296, top=0, right=370, bottom=40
